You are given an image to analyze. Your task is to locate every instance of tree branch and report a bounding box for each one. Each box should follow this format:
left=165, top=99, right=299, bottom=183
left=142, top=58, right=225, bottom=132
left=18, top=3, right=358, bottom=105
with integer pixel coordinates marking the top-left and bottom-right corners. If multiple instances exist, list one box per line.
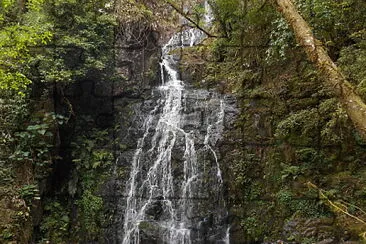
left=165, top=0, right=218, bottom=38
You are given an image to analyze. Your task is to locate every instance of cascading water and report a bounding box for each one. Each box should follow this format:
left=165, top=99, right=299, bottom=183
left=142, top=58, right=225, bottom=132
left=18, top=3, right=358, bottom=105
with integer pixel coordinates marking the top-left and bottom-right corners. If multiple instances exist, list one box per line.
left=120, top=3, right=232, bottom=244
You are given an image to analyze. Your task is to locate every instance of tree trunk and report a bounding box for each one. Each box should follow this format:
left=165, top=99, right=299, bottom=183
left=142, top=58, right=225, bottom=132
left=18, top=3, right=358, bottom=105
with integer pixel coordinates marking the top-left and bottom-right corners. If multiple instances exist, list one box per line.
left=272, top=0, right=366, bottom=140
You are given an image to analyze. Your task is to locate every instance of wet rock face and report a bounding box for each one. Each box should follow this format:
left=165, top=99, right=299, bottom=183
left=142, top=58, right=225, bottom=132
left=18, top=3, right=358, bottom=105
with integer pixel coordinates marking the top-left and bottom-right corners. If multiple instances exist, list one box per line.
left=283, top=218, right=338, bottom=242
left=107, top=85, right=237, bottom=243
left=101, top=27, right=239, bottom=243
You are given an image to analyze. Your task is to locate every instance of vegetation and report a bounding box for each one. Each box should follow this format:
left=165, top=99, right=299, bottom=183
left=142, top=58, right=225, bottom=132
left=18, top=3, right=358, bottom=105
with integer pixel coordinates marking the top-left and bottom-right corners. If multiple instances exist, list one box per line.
left=273, top=0, right=366, bottom=139
left=186, top=0, right=366, bottom=242
left=0, top=0, right=116, bottom=242
left=1, top=0, right=366, bottom=243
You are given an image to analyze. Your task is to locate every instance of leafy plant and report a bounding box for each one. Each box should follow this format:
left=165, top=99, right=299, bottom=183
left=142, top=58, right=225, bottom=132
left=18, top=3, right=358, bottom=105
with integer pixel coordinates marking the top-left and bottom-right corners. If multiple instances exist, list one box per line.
left=275, top=108, right=319, bottom=144
left=281, top=164, right=303, bottom=180
left=40, top=201, right=70, bottom=243
left=68, top=126, right=113, bottom=240
left=77, top=189, right=103, bottom=238
left=19, top=184, right=40, bottom=203
left=0, top=0, right=52, bottom=96
left=10, top=113, right=65, bottom=178
left=266, top=15, right=293, bottom=62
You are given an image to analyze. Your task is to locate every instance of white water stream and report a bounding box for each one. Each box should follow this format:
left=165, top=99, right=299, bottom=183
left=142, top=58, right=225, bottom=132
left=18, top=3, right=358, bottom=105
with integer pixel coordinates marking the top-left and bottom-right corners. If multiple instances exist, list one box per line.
left=121, top=3, right=230, bottom=243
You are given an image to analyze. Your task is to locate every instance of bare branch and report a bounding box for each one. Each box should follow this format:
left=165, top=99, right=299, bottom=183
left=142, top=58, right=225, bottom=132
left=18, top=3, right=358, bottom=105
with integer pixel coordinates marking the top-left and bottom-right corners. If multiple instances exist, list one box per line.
left=165, top=0, right=218, bottom=38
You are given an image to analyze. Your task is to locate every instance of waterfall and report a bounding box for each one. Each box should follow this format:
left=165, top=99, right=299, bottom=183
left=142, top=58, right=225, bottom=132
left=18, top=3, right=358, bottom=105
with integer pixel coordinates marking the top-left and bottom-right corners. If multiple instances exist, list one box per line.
left=120, top=3, right=231, bottom=243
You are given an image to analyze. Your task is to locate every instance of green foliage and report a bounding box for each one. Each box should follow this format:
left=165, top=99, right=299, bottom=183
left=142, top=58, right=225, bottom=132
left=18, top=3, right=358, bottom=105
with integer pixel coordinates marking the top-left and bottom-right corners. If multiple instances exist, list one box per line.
left=71, top=128, right=113, bottom=171
left=204, top=1, right=277, bottom=93
left=296, top=0, right=366, bottom=46
left=4, top=0, right=115, bottom=89
left=276, top=189, right=293, bottom=203
left=9, top=112, right=65, bottom=178
left=33, top=0, right=116, bottom=83
left=281, top=164, right=303, bottom=180
left=0, top=0, right=116, bottom=242
left=40, top=201, right=70, bottom=243
left=0, top=86, right=30, bottom=243
left=68, top=126, right=113, bottom=240
left=0, top=227, right=13, bottom=240
left=265, top=16, right=293, bottom=62
left=0, top=92, right=28, bottom=148
left=275, top=108, right=319, bottom=144
left=192, top=2, right=206, bottom=25
left=38, top=125, right=112, bottom=242
left=230, top=152, right=264, bottom=200
left=318, top=98, right=350, bottom=145
left=206, top=1, right=366, bottom=242
left=295, top=148, right=322, bottom=165
left=115, top=0, right=153, bottom=23
left=338, top=31, right=366, bottom=100
left=77, top=189, right=103, bottom=237
left=277, top=189, right=329, bottom=218
left=19, top=184, right=40, bottom=203
left=241, top=216, right=265, bottom=241
left=0, top=0, right=52, bottom=96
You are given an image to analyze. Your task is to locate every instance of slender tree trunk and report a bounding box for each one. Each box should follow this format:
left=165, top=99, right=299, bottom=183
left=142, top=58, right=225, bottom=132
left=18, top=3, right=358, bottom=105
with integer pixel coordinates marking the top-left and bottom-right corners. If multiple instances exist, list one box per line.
left=272, top=0, right=366, bottom=140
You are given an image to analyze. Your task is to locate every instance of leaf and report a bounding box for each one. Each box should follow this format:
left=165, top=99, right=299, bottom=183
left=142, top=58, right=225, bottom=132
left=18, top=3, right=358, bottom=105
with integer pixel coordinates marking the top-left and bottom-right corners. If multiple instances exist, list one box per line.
left=61, top=215, right=69, bottom=222
left=92, top=161, right=101, bottom=169
left=37, top=129, right=46, bottom=135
